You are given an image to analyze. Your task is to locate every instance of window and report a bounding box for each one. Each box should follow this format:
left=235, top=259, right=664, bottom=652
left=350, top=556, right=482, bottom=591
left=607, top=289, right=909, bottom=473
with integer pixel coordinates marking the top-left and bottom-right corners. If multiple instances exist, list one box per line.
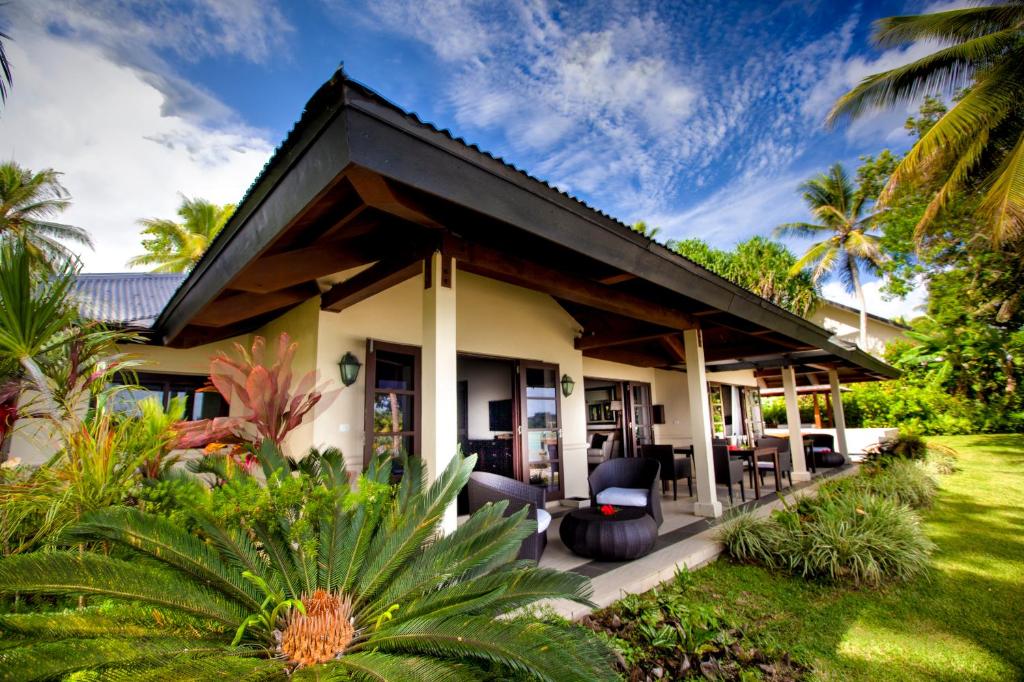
left=111, top=372, right=229, bottom=421
left=364, top=340, right=421, bottom=469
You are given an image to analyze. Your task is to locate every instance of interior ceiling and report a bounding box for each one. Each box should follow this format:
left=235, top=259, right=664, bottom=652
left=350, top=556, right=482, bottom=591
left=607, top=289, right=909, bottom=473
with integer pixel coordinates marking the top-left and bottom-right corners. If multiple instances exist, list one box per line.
left=168, top=166, right=883, bottom=385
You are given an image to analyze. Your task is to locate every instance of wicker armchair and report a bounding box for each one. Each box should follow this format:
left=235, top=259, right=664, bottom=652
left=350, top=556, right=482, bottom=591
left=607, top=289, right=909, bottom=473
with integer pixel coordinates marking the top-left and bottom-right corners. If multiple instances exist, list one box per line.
left=588, top=458, right=663, bottom=527
left=640, top=444, right=692, bottom=500
left=467, top=471, right=549, bottom=562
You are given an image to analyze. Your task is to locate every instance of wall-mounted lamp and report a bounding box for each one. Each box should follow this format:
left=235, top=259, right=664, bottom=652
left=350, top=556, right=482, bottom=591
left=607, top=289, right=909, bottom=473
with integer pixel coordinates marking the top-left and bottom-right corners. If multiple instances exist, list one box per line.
left=338, top=351, right=362, bottom=387
left=560, top=374, right=576, bottom=398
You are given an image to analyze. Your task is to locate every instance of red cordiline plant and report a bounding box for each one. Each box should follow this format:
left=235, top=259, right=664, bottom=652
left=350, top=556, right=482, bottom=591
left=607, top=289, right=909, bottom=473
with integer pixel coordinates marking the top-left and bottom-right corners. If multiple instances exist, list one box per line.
left=174, top=333, right=337, bottom=451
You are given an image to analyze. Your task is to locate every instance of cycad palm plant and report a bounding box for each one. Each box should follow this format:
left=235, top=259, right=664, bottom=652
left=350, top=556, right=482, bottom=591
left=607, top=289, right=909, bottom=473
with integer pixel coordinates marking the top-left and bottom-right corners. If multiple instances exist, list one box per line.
left=128, top=195, right=235, bottom=272
left=828, top=2, right=1024, bottom=243
left=0, top=453, right=616, bottom=681
left=0, top=162, right=93, bottom=269
left=775, top=164, right=885, bottom=348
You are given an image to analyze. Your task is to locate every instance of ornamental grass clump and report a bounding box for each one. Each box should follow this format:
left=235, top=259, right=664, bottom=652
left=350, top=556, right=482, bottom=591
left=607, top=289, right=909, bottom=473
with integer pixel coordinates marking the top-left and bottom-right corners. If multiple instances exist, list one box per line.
left=719, top=465, right=936, bottom=588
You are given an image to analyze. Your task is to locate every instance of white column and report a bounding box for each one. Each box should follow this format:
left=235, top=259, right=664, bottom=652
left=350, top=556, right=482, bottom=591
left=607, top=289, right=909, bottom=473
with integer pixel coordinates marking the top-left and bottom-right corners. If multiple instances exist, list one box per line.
left=782, top=366, right=810, bottom=481
left=422, top=251, right=458, bottom=534
left=828, top=369, right=849, bottom=459
left=684, top=329, right=722, bottom=518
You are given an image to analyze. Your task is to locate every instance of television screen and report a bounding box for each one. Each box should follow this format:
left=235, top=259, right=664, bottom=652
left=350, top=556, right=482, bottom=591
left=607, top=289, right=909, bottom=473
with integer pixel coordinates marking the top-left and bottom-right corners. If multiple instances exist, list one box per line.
left=489, top=398, right=513, bottom=432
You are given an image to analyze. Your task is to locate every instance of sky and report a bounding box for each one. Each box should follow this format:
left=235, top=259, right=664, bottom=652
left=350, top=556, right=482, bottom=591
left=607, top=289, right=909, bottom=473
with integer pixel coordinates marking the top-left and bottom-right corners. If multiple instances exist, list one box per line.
left=0, top=0, right=952, bottom=319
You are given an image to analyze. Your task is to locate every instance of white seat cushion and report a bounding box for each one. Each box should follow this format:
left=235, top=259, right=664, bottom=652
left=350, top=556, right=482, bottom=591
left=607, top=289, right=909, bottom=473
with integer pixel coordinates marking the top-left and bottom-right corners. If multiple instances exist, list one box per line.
left=595, top=487, right=648, bottom=508
left=535, top=508, right=551, bottom=533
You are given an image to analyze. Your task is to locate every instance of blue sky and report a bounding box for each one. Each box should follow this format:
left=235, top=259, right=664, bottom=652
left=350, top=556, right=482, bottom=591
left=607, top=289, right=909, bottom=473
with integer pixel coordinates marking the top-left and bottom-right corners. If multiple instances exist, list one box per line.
left=2, top=0, right=947, bottom=316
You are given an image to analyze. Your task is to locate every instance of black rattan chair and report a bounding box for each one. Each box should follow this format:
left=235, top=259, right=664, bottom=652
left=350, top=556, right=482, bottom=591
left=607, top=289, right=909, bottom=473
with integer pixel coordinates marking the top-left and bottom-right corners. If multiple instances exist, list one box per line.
left=467, top=471, right=549, bottom=562
left=713, top=444, right=746, bottom=503
left=588, top=458, right=663, bottom=527
left=755, top=437, right=793, bottom=488
left=640, top=444, right=692, bottom=500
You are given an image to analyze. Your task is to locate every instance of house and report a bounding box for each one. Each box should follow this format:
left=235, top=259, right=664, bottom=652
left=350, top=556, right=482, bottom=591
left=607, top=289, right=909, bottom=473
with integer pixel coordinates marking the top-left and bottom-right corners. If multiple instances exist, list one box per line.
left=10, top=69, right=897, bottom=529
left=808, top=299, right=910, bottom=358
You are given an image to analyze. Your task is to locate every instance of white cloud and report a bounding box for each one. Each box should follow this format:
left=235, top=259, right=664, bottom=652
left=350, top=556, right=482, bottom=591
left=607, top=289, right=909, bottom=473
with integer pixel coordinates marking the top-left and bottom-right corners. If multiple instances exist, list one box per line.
left=0, top=31, right=274, bottom=272
left=12, top=0, right=293, bottom=125
left=650, top=168, right=813, bottom=246
left=821, top=279, right=926, bottom=322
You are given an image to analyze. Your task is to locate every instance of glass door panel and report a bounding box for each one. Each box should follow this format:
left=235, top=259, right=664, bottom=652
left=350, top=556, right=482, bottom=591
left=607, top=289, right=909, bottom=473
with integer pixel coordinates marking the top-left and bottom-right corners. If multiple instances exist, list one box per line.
left=627, top=382, right=653, bottom=454
left=520, top=364, right=562, bottom=499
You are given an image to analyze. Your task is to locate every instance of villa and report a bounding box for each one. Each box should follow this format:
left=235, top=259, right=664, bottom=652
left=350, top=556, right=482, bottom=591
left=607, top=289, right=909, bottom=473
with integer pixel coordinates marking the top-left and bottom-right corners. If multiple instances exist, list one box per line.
left=13, top=69, right=898, bottom=532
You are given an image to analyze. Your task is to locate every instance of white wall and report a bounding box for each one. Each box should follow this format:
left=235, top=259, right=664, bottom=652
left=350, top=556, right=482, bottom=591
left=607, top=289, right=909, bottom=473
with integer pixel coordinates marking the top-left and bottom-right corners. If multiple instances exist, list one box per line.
left=809, top=302, right=906, bottom=357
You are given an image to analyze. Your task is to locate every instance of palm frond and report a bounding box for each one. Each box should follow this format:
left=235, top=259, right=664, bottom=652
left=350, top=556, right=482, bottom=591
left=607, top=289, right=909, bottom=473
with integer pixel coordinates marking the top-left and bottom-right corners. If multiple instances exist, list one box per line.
left=396, top=566, right=594, bottom=623
left=916, top=128, right=990, bottom=237
left=250, top=521, right=303, bottom=600
left=96, top=655, right=285, bottom=682
left=0, top=636, right=229, bottom=681
left=0, top=609, right=181, bottom=641
left=773, top=222, right=832, bottom=238
left=194, top=514, right=277, bottom=591
left=355, top=454, right=475, bottom=604
left=827, top=30, right=1019, bottom=124
left=68, top=507, right=261, bottom=610
left=363, top=503, right=530, bottom=621
left=872, top=5, right=1024, bottom=47
left=364, top=615, right=618, bottom=682
left=881, top=65, right=1019, bottom=203
left=319, top=651, right=475, bottom=682
left=980, top=128, right=1024, bottom=243
left=0, top=552, right=248, bottom=625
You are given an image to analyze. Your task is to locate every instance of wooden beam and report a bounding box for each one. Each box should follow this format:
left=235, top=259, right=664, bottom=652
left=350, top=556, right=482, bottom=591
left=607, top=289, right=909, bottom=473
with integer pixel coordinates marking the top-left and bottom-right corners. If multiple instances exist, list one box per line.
left=451, top=241, right=698, bottom=332
left=597, top=272, right=635, bottom=285
left=583, top=346, right=672, bottom=368
left=321, top=257, right=424, bottom=312
left=575, top=329, right=677, bottom=351
left=191, top=284, right=319, bottom=327
left=232, top=238, right=378, bottom=293
left=346, top=167, right=443, bottom=229
left=660, top=335, right=687, bottom=363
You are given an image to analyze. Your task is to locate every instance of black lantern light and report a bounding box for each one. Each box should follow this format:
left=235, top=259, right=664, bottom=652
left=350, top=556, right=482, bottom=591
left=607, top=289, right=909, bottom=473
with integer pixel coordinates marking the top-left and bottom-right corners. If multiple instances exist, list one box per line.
left=338, top=351, right=362, bottom=387
left=560, top=373, right=575, bottom=397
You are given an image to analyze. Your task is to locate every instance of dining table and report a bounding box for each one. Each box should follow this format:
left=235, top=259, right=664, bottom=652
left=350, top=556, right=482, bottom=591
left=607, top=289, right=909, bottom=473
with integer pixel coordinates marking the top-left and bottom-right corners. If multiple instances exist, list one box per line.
left=724, top=446, right=781, bottom=499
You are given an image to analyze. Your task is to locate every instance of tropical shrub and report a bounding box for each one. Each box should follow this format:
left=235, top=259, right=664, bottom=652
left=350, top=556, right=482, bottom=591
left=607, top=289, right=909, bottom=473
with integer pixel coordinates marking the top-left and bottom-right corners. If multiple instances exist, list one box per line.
left=173, top=333, right=335, bottom=451
left=0, top=453, right=617, bottom=680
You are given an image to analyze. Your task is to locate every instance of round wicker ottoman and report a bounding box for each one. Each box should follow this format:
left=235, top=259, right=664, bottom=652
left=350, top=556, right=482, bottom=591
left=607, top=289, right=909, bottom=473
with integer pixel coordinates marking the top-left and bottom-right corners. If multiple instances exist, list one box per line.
left=559, top=507, right=658, bottom=561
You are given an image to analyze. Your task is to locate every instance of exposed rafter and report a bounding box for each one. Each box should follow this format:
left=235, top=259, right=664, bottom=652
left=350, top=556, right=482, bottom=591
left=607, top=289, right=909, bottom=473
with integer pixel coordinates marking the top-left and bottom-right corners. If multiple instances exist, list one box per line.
left=321, top=257, right=425, bottom=312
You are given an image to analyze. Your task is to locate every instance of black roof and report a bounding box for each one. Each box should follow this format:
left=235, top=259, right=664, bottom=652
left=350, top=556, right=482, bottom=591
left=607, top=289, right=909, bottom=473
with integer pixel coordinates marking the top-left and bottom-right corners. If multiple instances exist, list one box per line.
left=73, top=273, right=185, bottom=328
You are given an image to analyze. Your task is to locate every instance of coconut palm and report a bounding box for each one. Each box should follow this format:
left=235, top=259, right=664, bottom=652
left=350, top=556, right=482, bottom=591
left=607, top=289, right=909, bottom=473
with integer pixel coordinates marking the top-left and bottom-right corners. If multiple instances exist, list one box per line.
left=0, top=162, right=93, bottom=269
left=827, top=2, right=1024, bottom=244
left=128, top=195, right=235, bottom=272
left=0, top=452, right=616, bottom=681
left=775, top=164, right=885, bottom=349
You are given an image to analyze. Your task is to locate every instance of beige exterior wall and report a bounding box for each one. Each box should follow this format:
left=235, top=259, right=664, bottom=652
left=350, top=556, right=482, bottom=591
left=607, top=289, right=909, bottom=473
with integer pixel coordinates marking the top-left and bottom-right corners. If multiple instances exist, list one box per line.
left=809, top=302, right=905, bottom=358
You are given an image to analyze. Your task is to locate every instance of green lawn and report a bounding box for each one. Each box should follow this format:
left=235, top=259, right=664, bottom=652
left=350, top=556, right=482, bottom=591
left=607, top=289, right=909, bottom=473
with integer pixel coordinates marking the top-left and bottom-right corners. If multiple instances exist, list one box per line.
left=676, top=435, right=1024, bottom=681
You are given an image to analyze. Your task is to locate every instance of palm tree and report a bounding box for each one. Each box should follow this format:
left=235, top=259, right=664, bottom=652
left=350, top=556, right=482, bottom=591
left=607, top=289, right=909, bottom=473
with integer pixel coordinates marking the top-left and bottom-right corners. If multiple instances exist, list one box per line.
left=0, top=453, right=616, bottom=680
left=128, top=195, right=235, bottom=272
left=0, top=162, right=93, bottom=269
left=827, top=3, right=1024, bottom=244
left=775, top=164, right=885, bottom=349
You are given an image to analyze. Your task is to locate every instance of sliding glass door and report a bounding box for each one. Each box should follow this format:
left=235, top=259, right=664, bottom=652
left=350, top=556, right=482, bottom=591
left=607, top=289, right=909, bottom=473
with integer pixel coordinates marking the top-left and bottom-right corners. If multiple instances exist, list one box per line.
left=519, top=362, right=563, bottom=500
